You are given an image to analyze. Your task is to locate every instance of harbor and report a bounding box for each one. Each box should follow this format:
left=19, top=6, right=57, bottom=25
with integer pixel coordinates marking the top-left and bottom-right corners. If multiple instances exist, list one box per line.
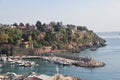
left=0, top=56, right=36, bottom=67
left=0, top=53, right=105, bottom=68
left=0, top=0, right=120, bottom=79
left=0, top=53, right=105, bottom=80
left=0, top=55, right=82, bottom=80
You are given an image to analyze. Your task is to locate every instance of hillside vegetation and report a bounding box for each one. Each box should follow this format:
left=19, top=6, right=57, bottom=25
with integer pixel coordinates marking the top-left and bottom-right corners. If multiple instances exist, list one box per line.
left=0, top=21, right=106, bottom=56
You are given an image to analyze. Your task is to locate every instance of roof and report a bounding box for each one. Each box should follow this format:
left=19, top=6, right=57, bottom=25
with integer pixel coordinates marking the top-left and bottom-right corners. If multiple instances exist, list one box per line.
left=22, top=42, right=31, bottom=45
left=28, top=74, right=50, bottom=80
left=36, top=74, right=50, bottom=80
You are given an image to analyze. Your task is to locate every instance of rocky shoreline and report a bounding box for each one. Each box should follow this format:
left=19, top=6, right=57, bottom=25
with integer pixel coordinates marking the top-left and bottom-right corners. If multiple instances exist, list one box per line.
left=39, top=53, right=105, bottom=68
left=67, top=37, right=106, bottom=53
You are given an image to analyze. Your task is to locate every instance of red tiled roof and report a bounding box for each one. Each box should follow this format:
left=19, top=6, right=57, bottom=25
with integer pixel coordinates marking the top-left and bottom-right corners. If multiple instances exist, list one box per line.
left=23, top=42, right=31, bottom=45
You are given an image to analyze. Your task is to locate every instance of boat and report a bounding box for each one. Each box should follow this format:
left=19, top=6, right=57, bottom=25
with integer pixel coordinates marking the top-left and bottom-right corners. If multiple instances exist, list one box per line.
left=90, top=47, right=97, bottom=51
left=0, top=64, right=2, bottom=67
left=26, top=72, right=51, bottom=80
left=4, top=72, right=17, bottom=80
left=53, top=60, right=71, bottom=66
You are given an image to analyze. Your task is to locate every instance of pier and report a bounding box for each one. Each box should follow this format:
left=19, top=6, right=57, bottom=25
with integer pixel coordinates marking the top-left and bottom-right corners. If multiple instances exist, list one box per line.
left=39, top=53, right=105, bottom=68
left=0, top=56, right=36, bottom=67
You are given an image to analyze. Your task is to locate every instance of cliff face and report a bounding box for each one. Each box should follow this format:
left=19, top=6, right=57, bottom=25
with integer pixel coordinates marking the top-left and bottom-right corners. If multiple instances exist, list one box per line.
left=66, top=30, right=106, bottom=53
left=51, top=26, right=106, bottom=53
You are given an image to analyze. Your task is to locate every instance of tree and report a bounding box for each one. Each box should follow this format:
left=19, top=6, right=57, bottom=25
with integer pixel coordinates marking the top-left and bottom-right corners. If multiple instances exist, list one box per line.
left=28, top=35, right=32, bottom=42
left=77, top=26, right=88, bottom=31
left=36, top=21, right=41, bottom=27
left=8, top=28, right=22, bottom=45
left=1, top=46, right=13, bottom=56
left=19, top=22, right=24, bottom=27
left=25, top=23, right=30, bottom=28
left=0, top=28, right=22, bottom=45
left=33, top=41, right=42, bottom=48
left=0, top=33, right=9, bottom=44
left=31, top=30, right=39, bottom=40
left=62, top=33, right=68, bottom=43
left=36, top=21, right=45, bottom=32
left=66, top=28, right=72, bottom=42
left=56, top=43, right=64, bottom=50
left=13, top=23, right=18, bottom=27
left=55, top=33, right=63, bottom=41
left=44, top=31, right=53, bottom=43
left=53, top=25, right=61, bottom=32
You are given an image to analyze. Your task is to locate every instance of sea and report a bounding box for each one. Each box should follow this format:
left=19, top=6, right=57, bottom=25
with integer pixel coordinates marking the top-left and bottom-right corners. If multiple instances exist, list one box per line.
left=0, top=32, right=120, bottom=80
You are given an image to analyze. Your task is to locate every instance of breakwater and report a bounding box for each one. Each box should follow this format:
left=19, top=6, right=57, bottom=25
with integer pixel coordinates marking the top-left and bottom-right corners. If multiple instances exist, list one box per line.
left=39, top=53, right=105, bottom=68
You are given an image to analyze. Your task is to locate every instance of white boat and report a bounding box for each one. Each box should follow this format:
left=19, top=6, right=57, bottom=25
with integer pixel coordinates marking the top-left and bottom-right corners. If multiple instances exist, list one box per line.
left=0, top=64, right=2, bottom=67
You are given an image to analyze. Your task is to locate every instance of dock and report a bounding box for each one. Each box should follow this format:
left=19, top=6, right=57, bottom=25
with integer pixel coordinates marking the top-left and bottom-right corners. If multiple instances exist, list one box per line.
left=0, top=56, right=36, bottom=67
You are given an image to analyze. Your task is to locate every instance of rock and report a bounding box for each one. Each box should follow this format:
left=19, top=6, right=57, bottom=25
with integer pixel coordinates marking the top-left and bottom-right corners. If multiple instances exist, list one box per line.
left=40, top=53, right=106, bottom=68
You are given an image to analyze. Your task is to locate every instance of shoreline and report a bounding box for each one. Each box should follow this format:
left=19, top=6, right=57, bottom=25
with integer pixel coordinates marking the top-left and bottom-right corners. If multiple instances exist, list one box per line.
left=0, top=53, right=105, bottom=80
left=9, top=52, right=105, bottom=68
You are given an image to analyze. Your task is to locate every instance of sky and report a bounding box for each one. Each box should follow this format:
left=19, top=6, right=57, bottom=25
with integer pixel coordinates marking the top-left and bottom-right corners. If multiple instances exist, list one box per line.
left=0, top=0, right=120, bottom=32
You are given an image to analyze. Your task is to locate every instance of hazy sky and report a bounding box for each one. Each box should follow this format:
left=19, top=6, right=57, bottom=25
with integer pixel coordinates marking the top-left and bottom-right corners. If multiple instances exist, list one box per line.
left=0, top=0, right=120, bottom=32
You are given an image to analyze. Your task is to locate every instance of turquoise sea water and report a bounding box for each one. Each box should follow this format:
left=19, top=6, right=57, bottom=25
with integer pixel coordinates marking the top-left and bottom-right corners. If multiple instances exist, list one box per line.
left=0, top=32, right=120, bottom=80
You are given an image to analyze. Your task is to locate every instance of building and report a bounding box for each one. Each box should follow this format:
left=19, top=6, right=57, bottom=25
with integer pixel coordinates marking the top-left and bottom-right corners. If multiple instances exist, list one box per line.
left=22, top=42, right=31, bottom=48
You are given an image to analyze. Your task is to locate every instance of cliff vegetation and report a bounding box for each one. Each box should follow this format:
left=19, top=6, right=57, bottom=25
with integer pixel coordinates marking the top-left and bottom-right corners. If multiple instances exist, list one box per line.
left=0, top=21, right=106, bottom=56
